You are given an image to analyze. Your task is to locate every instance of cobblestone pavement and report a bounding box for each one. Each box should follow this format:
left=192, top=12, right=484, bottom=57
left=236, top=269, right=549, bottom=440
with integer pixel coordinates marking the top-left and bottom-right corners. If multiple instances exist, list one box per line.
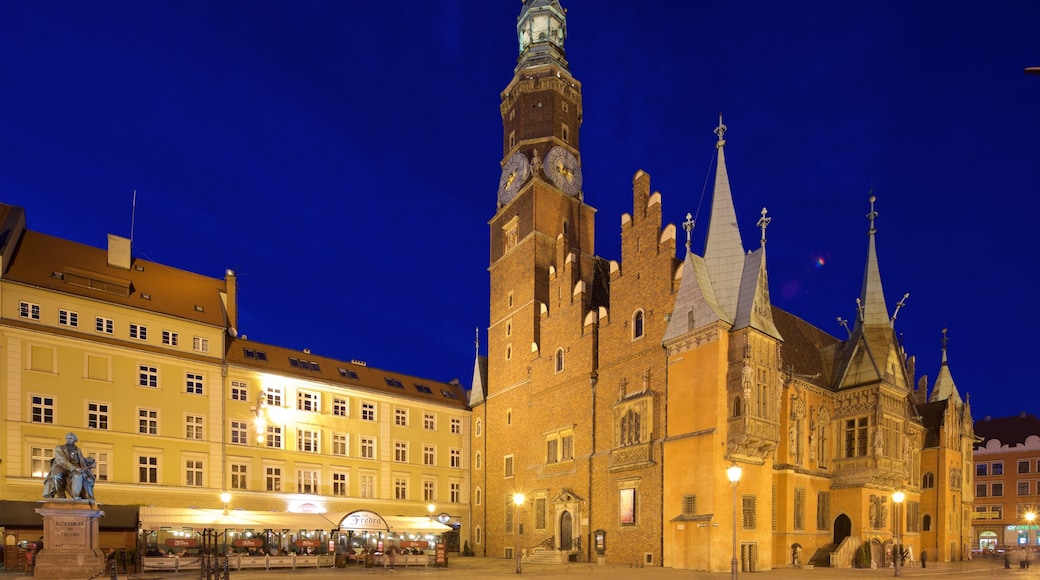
left=2, top=557, right=1032, bottom=579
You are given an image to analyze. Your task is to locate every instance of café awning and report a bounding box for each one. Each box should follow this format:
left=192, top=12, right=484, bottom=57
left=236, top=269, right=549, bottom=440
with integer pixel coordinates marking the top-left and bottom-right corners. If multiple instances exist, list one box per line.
left=139, top=507, right=339, bottom=531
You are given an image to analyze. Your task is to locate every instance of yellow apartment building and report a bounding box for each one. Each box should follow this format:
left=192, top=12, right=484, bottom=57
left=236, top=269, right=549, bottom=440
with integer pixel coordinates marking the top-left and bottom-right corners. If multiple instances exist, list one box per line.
left=0, top=202, right=470, bottom=558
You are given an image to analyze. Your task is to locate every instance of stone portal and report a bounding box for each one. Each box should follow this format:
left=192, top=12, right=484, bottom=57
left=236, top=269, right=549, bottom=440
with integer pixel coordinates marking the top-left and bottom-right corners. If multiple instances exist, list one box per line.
left=34, top=500, right=105, bottom=579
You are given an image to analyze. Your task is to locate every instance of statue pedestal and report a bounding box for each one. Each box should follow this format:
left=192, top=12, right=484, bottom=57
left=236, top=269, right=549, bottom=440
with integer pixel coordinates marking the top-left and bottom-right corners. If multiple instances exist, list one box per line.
left=34, top=500, right=105, bottom=579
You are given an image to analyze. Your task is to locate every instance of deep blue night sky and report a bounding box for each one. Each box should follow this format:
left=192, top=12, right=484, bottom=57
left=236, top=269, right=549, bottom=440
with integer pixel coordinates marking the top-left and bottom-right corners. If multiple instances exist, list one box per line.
left=2, top=1, right=1038, bottom=421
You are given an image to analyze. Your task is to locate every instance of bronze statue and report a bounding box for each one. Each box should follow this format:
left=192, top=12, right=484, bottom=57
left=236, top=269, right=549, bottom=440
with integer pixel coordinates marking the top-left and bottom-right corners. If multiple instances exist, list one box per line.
left=42, top=432, right=95, bottom=500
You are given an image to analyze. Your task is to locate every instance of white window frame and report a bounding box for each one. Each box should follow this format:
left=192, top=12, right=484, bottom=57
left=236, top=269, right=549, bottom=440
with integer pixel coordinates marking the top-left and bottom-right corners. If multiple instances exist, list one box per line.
left=138, top=407, right=159, bottom=435
left=266, top=425, right=283, bottom=449
left=59, top=309, right=79, bottom=327
left=333, top=397, right=348, bottom=417
left=265, top=465, right=283, bottom=492
left=185, top=414, right=204, bottom=440
left=423, top=444, right=435, bottom=466
left=332, top=433, right=349, bottom=456
left=450, top=448, right=462, bottom=468
left=185, top=371, right=204, bottom=394
left=20, top=301, right=41, bottom=320
left=360, top=437, right=376, bottom=459
left=332, top=471, right=349, bottom=496
left=87, top=400, right=110, bottom=430
left=361, top=402, right=376, bottom=422
left=193, top=336, right=209, bottom=352
left=297, top=391, right=321, bottom=413
left=395, top=408, right=408, bottom=426
left=162, top=329, right=179, bottom=346
left=395, top=441, right=408, bottom=463
left=230, top=463, right=248, bottom=490
left=230, top=420, right=248, bottom=445
left=360, top=473, right=375, bottom=499
left=138, top=364, right=159, bottom=388
left=137, top=454, right=160, bottom=484
left=424, top=412, right=436, bottom=431
left=130, top=323, right=148, bottom=341
left=297, top=469, right=320, bottom=494
left=185, top=457, right=204, bottom=487
left=31, top=392, right=55, bottom=426
left=297, top=428, right=320, bottom=453
left=451, top=417, right=462, bottom=434
left=230, top=380, right=248, bottom=401
left=96, top=316, right=114, bottom=334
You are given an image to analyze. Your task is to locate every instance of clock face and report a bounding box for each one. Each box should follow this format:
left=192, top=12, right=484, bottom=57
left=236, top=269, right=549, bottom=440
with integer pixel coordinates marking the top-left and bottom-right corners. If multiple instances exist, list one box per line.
left=498, top=152, right=530, bottom=205
left=544, top=146, right=583, bottom=196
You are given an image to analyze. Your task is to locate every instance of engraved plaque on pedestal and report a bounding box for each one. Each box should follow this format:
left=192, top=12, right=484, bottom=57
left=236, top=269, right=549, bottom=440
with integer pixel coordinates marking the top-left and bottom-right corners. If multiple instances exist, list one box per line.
left=35, top=500, right=105, bottom=579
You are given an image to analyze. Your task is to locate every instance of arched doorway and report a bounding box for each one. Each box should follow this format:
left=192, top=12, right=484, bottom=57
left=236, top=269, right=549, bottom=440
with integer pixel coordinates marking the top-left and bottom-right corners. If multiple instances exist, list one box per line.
left=559, top=511, right=573, bottom=550
left=833, top=514, right=852, bottom=545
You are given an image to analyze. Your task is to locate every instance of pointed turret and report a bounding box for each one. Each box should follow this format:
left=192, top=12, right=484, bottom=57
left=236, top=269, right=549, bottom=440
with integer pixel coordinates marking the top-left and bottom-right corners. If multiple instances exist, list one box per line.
left=928, top=328, right=962, bottom=403
left=833, top=195, right=910, bottom=390
left=469, top=329, right=488, bottom=407
left=732, top=208, right=781, bottom=339
left=663, top=214, right=728, bottom=342
left=703, top=115, right=745, bottom=321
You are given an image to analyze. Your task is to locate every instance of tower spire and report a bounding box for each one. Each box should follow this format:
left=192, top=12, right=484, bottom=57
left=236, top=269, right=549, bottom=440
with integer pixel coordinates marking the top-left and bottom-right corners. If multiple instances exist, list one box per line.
left=855, top=194, right=890, bottom=329
left=703, top=114, right=744, bottom=320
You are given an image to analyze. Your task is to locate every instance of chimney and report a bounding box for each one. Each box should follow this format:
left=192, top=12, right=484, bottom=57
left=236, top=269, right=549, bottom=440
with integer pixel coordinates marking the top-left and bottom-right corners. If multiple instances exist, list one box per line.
left=107, top=234, right=131, bottom=270
left=224, top=269, right=239, bottom=332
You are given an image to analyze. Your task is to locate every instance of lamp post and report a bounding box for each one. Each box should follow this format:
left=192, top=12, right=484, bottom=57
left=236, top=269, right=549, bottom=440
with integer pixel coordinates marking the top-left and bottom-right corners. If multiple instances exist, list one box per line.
left=220, top=492, right=231, bottom=515
left=726, top=464, right=742, bottom=580
left=892, top=491, right=905, bottom=577
left=513, top=493, right=525, bottom=574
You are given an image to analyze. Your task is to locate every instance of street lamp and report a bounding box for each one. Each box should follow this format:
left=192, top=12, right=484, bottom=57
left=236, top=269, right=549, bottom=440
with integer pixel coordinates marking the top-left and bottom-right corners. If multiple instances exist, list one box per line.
left=513, top=492, right=525, bottom=574
left=892, top=491, right=905, bottom=577
left=1027, top=512, right=1036, bottom=548
left=220, top=492, right=231, bottom=515
left=427, top=503, right=436, bottom=521
left=726, top=464, right=742, bottom=580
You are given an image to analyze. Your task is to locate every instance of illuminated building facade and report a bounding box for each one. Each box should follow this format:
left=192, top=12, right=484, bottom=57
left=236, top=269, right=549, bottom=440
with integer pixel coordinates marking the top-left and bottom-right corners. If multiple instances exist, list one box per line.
left=470, top=0, right=975, bottom=570
left=0, top=202, right=469, bottom=554
left=973, top=414, right=1040, bottom=550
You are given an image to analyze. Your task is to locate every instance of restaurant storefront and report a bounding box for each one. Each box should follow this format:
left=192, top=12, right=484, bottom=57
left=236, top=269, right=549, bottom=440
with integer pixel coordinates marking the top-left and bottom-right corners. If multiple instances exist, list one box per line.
left=139, top=507, right=450, bottom=571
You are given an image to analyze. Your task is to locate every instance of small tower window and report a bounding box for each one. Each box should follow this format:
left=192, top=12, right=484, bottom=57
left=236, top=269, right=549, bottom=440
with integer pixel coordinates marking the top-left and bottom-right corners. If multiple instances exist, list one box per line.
left=733, top=397, right=743, bottom=418
left=555, top=348, right=565, bottom=373
left=562, top=124, right=570, bottom=143
left=632, top=310, right=645, bottom=339
left=509, top=130, right=516, bottom=149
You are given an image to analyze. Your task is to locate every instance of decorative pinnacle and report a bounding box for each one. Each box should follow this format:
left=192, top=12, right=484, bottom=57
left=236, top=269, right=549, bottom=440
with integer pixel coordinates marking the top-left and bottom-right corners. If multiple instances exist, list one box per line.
left=941, top=327, right=949, bottom=351
left=891, top=293, right=910, bottom=324
left=682, top=213, right=695, bottom=251
left=757, top=207, right=771, bottom=246
left=714, top=113, right=727, bottom=145
left=867, top=194, right=878, bottom=235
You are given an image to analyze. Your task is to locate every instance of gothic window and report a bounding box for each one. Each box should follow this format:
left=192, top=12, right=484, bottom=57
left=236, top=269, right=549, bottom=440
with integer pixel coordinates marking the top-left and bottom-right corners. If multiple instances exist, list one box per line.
left=844, top=417, right=869, bottom=457
left=632, top=310, right=645, bottom=339
left=922, top=514, right=932, bottom=531
left=922, top=472, right=935, bottom=488
left=741, top=495, right=757, bottom=529
left=555, top=348, right=564, bottom=373
left=733, top=397, right=743, bottom=418
left=620, top=409, right=642, bottom=446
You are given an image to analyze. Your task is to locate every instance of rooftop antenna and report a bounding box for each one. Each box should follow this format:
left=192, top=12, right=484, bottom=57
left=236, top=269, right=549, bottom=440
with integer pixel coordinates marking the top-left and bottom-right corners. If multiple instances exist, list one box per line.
left=130, top=189, right=138, bottom=251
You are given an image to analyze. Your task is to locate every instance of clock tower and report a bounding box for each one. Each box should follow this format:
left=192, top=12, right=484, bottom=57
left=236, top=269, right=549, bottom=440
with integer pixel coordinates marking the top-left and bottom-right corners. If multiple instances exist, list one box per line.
left=481, top=0, right=602, bottom=559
